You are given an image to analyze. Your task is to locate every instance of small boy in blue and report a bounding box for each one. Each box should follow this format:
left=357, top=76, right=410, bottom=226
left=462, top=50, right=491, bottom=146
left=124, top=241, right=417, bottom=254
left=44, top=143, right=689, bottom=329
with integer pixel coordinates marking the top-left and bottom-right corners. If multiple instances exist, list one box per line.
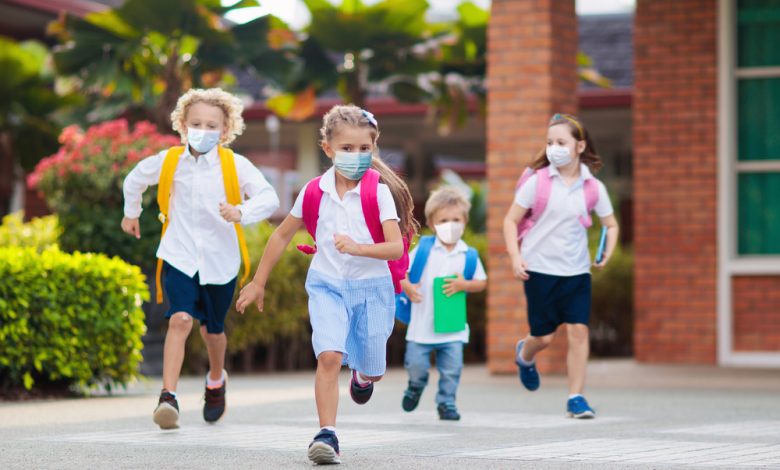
left=400, top=186, right=487, bottom=420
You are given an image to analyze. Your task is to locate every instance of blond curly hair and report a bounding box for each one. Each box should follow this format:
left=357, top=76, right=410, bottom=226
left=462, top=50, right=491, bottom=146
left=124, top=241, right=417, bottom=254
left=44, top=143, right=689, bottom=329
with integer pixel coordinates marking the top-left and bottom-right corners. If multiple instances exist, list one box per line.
left=170, top=88, right=245, bottom=145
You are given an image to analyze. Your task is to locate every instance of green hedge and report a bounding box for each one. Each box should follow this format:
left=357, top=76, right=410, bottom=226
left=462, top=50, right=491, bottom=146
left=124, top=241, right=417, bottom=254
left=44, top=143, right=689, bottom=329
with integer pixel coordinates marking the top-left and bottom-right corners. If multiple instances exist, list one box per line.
left=0, top=212, right=60, bottom=251
left=0, top=247, right=148, bottom=392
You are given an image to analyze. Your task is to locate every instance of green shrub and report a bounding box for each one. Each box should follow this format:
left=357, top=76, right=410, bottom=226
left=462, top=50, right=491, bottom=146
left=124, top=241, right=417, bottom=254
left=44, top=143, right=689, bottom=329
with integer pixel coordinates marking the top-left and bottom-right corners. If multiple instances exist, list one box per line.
left=27, top=119, right=180, bottom=270
left=0, top=247, right=148, bottom=392
left=0, top=212, right=60, bottom=251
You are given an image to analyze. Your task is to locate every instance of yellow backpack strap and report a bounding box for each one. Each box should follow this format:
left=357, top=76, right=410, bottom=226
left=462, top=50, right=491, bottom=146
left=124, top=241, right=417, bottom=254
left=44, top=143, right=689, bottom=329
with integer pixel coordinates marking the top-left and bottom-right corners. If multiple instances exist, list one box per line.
left=155, top=146, right=185, bottom=304
left=218, top=146, right=251, bottom=287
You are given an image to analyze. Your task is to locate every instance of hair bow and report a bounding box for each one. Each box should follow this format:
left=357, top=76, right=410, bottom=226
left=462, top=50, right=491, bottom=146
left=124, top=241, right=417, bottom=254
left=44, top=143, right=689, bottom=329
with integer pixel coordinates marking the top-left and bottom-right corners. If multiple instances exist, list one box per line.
left=362, top=109, right=378, bottom=128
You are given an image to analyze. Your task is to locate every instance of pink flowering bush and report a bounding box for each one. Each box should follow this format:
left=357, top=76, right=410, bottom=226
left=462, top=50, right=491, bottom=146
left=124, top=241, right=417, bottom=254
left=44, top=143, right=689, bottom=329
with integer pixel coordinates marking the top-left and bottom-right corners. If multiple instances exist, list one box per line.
left=28, top=119, right=179, bottom=269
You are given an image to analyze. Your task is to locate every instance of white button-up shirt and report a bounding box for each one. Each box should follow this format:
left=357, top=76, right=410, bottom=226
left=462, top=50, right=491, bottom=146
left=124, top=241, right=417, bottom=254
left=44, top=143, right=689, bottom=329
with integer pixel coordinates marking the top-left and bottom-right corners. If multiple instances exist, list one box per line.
left=123, top=146, right=280, bottom=284
left=515, top=163, right=613, bottom=276
left=405, top=238, right=487, bottom=344
left=290, top=167, right=399, bottom=280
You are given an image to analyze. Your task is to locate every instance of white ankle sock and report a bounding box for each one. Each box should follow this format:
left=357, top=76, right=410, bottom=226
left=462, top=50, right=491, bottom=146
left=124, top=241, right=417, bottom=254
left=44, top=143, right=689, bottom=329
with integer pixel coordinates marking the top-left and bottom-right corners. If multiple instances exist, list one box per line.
left=321, top=426, right=336, bottom=433
left=206, top=370, right=225, bottom=388
left=356, top=372, right=372, bottom=386
left=569, top=394, right=584, bottom=400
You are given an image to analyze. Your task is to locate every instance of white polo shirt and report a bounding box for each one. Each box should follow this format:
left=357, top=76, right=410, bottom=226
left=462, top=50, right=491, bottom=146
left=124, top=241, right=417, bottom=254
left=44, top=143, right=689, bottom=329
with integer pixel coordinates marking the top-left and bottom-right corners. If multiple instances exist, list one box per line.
left=514, top=163, right=613, bottom=276
left=290, top=167, right=399, bottom=280
left=123, top=146, right=280, bottom=284
left=405, top=238, right=487, bottom=345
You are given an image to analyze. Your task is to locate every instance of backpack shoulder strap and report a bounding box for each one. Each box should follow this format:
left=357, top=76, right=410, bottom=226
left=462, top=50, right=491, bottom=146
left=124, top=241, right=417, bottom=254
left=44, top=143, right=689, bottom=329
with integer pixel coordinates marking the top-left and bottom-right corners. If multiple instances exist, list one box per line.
left=408, top=235, right=435, bottom=284
left=155, top=146, right=185, bottom=304
left=530, top=166, right=553, bottom=222
left=463, top=247, right=479, bottom=281
left=360, top=168, right=384, bottom=243
left=578, top=177, right=600, bottom=228
left=218, top=147, right=251, bottom=287
left=515, top=167, right=535, bottom=191
left=301, top=176, right=325, bottom=239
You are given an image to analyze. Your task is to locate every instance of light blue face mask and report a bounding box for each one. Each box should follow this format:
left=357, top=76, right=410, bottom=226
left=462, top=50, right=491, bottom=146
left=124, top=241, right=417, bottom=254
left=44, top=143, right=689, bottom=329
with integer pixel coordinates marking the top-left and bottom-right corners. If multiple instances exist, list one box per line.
left=187, top=127, right=221, bottom=154
left=334, top=151, right=372, bottom=180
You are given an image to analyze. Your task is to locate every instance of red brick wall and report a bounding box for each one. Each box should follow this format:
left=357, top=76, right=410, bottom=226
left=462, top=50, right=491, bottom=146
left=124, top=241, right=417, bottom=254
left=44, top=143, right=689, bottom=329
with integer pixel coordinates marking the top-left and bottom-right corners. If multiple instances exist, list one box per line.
left=733, top=277, right=780, bottom=351
left=486, top=0, right=578, bottom=374
left=633, top=0, right=718, bottom=364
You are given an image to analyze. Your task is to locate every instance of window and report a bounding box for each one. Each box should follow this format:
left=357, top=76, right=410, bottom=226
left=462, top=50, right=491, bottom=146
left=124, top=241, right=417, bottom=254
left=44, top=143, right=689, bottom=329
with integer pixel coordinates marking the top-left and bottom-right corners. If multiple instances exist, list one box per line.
left=735, top=0, right=780, bottom=255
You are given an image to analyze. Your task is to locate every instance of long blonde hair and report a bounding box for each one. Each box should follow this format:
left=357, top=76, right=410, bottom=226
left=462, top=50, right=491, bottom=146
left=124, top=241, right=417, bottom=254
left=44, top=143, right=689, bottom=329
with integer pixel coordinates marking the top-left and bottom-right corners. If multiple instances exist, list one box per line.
left=320, top=104, right=419, bottom=237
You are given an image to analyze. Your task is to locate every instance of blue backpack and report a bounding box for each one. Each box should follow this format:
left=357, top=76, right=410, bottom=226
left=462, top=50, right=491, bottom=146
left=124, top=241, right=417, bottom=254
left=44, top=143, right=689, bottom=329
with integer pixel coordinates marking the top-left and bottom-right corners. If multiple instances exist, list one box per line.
left=395, top=235, right=479, bottom=324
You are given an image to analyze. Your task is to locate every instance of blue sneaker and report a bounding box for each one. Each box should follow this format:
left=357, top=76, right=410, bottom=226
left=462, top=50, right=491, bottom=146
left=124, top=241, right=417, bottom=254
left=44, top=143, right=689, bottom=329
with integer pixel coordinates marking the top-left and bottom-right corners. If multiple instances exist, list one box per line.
left=307, top=429, right=341, bottom=464
left=567, top=395, right=595, bottom=419
left=515, top=340, right=540, bottom=391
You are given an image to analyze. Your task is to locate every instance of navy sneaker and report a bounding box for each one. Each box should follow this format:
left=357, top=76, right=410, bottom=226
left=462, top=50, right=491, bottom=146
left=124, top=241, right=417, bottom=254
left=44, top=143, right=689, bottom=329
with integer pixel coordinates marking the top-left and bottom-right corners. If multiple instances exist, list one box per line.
left=308, top=429, right=341, bottom=465
left=437, top=403, right=461, bottom=421
left=402, top=383, right=424, bottom=412
left=349, top=370, right=373, bottom=405
left=203, top=371, right=228, bottom=423
left=567, top=395, right=595, bottom=419
left=515, top=340, right=540, bottom=391
left=153, top=390, right=180, bottom=430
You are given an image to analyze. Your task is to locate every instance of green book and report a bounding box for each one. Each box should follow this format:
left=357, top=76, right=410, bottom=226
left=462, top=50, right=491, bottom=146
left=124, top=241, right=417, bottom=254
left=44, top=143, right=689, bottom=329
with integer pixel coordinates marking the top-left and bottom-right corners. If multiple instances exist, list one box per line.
left=433, top=275, right=467, bottom=333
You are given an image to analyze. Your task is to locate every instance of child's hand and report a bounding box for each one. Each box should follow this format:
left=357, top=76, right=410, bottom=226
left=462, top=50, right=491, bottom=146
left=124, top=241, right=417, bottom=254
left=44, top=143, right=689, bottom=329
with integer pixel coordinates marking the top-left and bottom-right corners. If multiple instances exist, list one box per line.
left=404, top=283, right=423, bottom=303
left=121, top=217, right=141, bottom=239
left=334, top=234, right=361, bottom=256
left=236, top=281, right=265, bottom=314
left=511, top=254, right=529, bottom=280
left=219, top=202, right=242, bottom=223
left=442, top=273, right=468, bottom=297
left=593, top=254, right=610, bottom=269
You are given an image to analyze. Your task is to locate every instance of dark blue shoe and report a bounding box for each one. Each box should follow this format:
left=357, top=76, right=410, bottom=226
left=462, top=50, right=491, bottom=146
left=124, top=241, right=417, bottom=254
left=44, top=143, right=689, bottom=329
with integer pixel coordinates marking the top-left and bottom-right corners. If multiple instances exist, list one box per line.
left=307, top=429, right=341, bottom=464
left=349, top=370, right=373, bottom=405
left=567, top=395, right=595, bottom=419
left=515, top=340, right=540, bottom=391
left=437, top=403, right=461, bottom=421
left=402, top=383, right=423, bottom=412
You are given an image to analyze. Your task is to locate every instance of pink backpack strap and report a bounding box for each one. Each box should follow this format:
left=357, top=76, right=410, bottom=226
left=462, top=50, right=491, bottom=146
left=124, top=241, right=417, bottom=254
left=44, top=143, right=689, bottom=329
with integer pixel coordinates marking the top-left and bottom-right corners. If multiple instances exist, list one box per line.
left=515, top=167, right=535, bottom=190
left=578, top=177, right=599, bottom=228
left=529, top=166, right=553, bottom=223
left=360, top=168, right=384, bottom=243
left=296, top=176, right=324, bottom=255
left=359, top=167, right=409, bottom=294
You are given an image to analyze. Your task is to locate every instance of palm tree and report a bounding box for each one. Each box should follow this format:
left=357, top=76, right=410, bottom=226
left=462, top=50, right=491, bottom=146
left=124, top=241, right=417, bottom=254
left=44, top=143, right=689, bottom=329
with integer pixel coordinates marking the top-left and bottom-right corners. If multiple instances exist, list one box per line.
left=49, top=0, right=297, bottom=130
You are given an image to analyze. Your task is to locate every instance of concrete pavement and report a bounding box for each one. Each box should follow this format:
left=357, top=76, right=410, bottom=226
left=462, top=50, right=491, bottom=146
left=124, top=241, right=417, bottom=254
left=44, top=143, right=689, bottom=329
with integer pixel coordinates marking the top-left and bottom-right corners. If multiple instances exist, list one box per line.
left=2, top=360, right=780, bottom=469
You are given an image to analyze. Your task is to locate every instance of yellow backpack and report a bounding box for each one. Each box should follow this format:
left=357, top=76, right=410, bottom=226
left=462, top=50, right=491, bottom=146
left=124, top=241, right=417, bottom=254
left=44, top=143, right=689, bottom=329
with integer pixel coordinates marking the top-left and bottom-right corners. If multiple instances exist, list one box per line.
left=155, top=146, right=250, bottom=304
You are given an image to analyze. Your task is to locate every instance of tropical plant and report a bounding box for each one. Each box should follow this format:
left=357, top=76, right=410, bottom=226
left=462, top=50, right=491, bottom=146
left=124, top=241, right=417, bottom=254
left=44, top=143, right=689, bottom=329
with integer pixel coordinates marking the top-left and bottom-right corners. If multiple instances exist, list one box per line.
left=27, top=119, right=180, bottom=270
left=48, top=0, right=297, bottom=129
left=0, top=37, right=77, bottom=216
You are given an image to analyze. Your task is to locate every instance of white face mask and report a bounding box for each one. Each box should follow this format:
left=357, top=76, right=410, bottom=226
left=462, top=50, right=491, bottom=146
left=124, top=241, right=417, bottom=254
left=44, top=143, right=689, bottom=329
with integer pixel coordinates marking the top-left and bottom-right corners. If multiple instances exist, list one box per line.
left=187, top=127, right=221, bottom=154
left=546, top=145, right=573, bottom=167
left=434, top=221, right=465, bottom=245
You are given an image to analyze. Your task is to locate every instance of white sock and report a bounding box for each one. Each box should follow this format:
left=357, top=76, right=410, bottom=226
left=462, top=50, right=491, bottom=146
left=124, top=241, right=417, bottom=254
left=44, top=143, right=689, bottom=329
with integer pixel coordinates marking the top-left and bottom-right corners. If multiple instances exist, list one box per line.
left=516, top=346, right=535, bottom=366
left=569, top=394, right=584, bottom=400
left=321, top=426, right=336, bottom=433
left=163, top=389, right=177, bottom=398
left=206, top=370, right=225, bottom=388
left=356, top=372, right=372, bottom=386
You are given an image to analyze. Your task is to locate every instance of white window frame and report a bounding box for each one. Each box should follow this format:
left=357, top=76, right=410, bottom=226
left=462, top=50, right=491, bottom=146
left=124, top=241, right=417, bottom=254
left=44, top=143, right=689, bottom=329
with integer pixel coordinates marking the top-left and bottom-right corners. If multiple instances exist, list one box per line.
left=718, top=0, right=780, bottom=367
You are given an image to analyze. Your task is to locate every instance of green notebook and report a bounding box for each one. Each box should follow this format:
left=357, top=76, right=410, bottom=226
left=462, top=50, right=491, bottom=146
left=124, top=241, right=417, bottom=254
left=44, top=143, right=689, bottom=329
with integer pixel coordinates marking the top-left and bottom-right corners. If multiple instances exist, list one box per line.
left=433, top=275, right=467, bottom=333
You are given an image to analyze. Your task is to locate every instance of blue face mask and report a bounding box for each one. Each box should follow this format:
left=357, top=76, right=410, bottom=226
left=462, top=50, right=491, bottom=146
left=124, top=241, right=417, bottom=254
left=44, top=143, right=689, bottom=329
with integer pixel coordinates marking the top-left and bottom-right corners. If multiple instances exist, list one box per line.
left=187, top=127, right=221, bottom=154
left=334, top=151, right=372, bottom=180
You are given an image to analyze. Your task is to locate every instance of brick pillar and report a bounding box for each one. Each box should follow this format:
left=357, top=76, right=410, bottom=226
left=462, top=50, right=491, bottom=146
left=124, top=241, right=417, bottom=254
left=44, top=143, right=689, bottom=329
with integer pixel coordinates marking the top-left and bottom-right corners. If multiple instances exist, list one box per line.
left=633, top=0, right=718, bottom=363
left=486, top=0, right=578, bottom=374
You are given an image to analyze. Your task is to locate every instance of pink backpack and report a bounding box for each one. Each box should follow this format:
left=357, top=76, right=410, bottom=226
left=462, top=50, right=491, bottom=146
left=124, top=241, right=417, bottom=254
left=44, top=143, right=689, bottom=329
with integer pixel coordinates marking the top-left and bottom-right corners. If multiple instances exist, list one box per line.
left=296, top=168, right=410, bottom=294
left=515, top=166, right=600, bottom=240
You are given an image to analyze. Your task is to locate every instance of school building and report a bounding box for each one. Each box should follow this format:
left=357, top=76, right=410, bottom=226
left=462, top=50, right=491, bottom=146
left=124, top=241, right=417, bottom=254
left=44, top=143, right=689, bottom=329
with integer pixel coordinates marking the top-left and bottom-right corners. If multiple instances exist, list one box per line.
left=486, top=0, right=780, bottom=373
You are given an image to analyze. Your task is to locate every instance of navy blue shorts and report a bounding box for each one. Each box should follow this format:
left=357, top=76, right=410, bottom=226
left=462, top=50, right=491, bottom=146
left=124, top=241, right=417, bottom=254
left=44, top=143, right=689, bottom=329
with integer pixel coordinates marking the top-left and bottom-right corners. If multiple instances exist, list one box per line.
left=163, top=262, right=237, bottom=334
left=524, top=271, right=591, bottom=337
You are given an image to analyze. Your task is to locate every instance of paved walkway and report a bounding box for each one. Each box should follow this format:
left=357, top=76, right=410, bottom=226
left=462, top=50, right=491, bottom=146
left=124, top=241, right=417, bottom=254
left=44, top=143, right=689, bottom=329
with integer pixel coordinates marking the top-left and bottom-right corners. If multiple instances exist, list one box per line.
left=2, top=360, right=780, bottom=469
